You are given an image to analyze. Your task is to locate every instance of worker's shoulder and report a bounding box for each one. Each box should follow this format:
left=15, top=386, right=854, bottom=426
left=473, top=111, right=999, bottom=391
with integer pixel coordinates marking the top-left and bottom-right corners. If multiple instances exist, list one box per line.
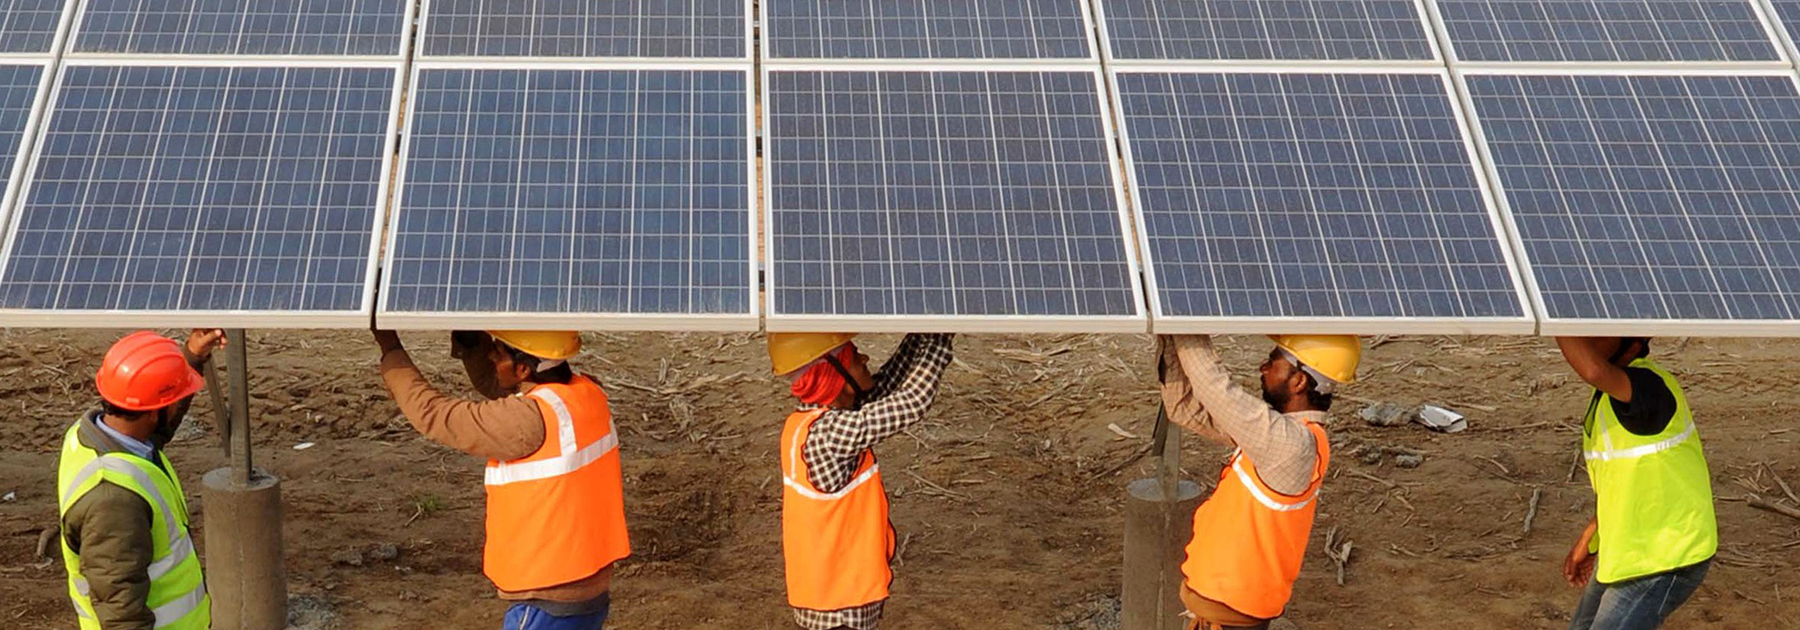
left=63, top=480, right=153, bottom=526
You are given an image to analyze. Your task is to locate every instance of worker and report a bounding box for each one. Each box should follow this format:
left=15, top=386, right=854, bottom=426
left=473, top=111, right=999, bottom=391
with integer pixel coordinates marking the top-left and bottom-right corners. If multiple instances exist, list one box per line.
left=371, top=329, right=627, bottom=630
left=1556, top=337, right=1714, bottom=630
left=58, top=329, right=224, bottom=630
left=1157, top=334, right=1361, bottom=630
left=771, top=332, right=954, bottom=630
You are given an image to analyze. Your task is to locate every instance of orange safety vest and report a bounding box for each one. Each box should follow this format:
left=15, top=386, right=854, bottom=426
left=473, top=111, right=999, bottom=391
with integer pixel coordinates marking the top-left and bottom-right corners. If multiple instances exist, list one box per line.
left=780, top=408, right=895, bottom=610
left=1183, top=421, right=1330, bottom=620
left=483, top=376, right=631, bottom=592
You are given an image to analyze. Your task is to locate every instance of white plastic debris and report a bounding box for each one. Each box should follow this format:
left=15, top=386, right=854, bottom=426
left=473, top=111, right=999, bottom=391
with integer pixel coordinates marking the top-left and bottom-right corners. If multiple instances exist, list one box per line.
left=293, top=442, right=316, bottom=451
left=1415, top=405, right=1467, bottom=433
left=2, top=491, right=14, bottom=502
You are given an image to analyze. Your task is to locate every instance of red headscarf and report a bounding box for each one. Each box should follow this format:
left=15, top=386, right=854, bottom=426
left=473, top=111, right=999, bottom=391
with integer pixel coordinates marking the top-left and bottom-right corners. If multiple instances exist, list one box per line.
left=790, top=343, right=856, bottom=406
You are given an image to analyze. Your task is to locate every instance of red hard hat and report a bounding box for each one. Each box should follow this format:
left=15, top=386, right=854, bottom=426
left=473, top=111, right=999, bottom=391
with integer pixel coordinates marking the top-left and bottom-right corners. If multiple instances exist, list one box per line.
left=96, top=331, right=205, bottom=411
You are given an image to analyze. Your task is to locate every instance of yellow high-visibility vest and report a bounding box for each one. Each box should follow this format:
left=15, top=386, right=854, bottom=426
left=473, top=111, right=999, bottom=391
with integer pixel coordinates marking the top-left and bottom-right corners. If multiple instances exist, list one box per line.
left=57, top=421, right=210, bottom=629
left=1582, top=359, right=1717, bottom=583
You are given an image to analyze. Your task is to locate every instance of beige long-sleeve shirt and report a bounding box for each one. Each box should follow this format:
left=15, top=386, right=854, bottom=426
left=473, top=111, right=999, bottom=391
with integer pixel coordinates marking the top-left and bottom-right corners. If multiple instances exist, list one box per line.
left=377, top=345, right=611, bottom=603
left=1158, top=335, right=1325, bottom=496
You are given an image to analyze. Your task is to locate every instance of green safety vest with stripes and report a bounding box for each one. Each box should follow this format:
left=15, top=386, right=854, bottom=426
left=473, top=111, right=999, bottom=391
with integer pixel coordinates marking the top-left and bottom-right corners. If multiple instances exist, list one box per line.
left=1582, top=358, right=1718, bottom=584
left=57, top=421, right=210, bottom=630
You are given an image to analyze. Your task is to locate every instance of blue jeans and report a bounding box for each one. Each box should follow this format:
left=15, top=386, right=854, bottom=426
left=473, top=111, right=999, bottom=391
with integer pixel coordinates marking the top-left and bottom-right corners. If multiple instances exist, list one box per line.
left=1569, top=559, right=1711, bottom=630
left=503, top=600, right=609, bottom=630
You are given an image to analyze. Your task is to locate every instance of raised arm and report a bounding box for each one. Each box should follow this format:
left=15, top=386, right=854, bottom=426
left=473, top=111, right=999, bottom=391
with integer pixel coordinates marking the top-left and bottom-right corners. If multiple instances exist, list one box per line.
left=1164, top=335, right=1319, bottom=496
left=374, top=331, right=546, bottom=461
left=1556, top=337, right=1634, bottom=402
left=803, top=333, right=954, bottom=493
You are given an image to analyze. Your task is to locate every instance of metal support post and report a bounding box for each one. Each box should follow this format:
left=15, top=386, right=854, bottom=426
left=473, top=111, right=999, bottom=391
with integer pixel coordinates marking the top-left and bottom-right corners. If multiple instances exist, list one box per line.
left=200, top=329, right=287, bottom=630
left=1122, top=355, right=1203, bottom=630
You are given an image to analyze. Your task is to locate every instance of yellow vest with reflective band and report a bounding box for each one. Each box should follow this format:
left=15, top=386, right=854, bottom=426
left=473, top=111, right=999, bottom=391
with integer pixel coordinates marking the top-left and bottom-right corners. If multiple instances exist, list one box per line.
left=1582, top=358, right=1717, bottom=584
left=57, top=421, right=210, bottom=630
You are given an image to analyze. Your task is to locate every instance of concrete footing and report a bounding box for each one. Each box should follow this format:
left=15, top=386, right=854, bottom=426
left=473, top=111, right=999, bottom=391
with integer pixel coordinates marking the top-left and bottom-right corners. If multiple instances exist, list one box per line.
left=201, top=467, right=286, bottom=630
left=1122, top=478, right=1203, bottom=630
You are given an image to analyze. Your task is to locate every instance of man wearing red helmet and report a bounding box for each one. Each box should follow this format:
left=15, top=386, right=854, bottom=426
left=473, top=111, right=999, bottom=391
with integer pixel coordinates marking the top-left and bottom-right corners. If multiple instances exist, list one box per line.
left=57, top=329, right=224, bottom=630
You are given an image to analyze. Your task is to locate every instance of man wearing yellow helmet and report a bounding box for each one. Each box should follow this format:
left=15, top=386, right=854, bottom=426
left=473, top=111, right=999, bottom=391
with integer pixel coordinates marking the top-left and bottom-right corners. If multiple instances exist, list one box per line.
left=768, top=332, right=954, bottom=630
left=1158, top=334, right=1360, bottom=630
left=372, top=329, right=628, bottom=630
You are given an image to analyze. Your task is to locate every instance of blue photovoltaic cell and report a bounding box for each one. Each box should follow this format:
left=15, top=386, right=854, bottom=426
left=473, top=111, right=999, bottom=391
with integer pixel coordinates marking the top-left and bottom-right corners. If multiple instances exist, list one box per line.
left=422, top=0, right=744, bottom=58
left=1098, top=0, right=1433, bottom=61
left=766, top=0, right=1090, bottom=59
left=1115, top=72, right=1521, bottom=320
left=1768, top=0, right=1800, bottom=54
left=766, top=70, right=1137, bottom=319
left=73, top=0, right=406, bottom=56
left=0, top=65, right=396, bottom=314
left=1437, top=0, right=1780, bottom=62
left=387, top=69, right=751, bottom=317
left=0, top=0, right=68, bottom=54
left=1467, top=74, right=1800, bottom=322
left=0, top=65, right=43, bottom=204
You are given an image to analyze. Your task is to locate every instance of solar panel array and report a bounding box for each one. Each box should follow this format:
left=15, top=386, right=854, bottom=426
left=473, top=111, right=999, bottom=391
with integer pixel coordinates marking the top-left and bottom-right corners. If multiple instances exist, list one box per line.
left=1434, top=0, right=1782, bottom=63
left=0, top=0, right=70, bottom=54
left=1, top=0, right=1799, bottom=334
left=1097, top=0, right=1436, bottom=61
left=380, top=0, right=756, bottom=329
left=0, top=0, right=407, bottom=326
left=760, top=0, right=1145, bottom=332
left=765, top=0, right=1093, bottom=60
left=0, top=64, right=46, bottom=226
left=764, top=69, right=1140, bottom=329
left=386, top=67, right=753, bottom=327
left=1466, top=73, right=1800, bottom=328
left=0, top=65, right=397, bottom=323
left=419, top=0, right=747, bottom=59
left=72, top=0, right=409, bottom=57
left=1115, top=71, right=1523, bottom=327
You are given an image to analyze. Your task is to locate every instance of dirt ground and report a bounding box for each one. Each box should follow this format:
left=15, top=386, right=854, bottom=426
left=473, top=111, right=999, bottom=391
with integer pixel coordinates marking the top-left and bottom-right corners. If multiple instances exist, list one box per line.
left=0, top=329, right=1795, bottom=629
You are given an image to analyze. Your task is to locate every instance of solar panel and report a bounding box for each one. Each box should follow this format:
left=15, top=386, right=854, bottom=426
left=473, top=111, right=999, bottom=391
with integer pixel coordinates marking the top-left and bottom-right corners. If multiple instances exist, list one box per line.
left=1435, top=0, right=1782, bottom=63
left=420, top=0, right=746, bottom=59
left=765, top=0, right=1091, bottom=60
left=764, top=70, right=1143, bottom=331
left=73, top=0, right=408, bottom=56
left=1113, top=71, right=1527, bottom=331
left=381, top=67, right=754, bottom=329
left=1465, top=73, right=1800, bottom=328
left=0, top=0, right=70, bottom=54
left=1096, top=0, right=1434, bottom=61
left=0, top=64, right=398, bottom=324
left=0, top=64, right=45, bottom=222
left=1766, top=0, right=1800, bottom=57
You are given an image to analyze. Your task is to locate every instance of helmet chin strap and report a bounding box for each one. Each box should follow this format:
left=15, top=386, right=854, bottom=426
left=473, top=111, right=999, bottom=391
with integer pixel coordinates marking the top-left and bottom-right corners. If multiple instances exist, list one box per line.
left=821, top=353, right=868, bottom=406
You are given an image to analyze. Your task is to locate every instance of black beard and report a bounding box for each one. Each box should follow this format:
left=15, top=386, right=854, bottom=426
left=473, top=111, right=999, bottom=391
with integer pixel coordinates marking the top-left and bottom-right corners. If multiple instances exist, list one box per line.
left=149, top=411, right=181, bottom=450
left=1262, top=387, right=1290, bottom=411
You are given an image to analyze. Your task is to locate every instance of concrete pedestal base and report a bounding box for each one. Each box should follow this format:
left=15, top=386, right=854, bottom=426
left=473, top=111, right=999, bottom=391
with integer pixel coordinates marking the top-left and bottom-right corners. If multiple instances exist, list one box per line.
left=1122, top=478, right=1204, bottom=630
left=201, top=468, right=286, bottom=630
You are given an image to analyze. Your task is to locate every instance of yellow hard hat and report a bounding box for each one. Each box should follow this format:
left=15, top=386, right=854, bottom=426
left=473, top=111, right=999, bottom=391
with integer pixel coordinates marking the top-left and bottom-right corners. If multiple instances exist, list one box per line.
left=768, top=332, right=857, bottom=376
left=1268, top=335, right=1361, bottom=385
left=488, top=330, right=582, bottom=360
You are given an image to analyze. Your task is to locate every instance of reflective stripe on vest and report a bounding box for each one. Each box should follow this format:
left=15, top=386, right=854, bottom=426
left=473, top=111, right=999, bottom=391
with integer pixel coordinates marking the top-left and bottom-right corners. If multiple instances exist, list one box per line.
left=58, top=422, right=209, bottom=630
left=1229, top=454, right=1314, bottom=513
left=782, top=424, right=881, bottom=501
left=1583, top=420, right=1695, bottom=463
left=486, top=388, right=619, bottom=486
